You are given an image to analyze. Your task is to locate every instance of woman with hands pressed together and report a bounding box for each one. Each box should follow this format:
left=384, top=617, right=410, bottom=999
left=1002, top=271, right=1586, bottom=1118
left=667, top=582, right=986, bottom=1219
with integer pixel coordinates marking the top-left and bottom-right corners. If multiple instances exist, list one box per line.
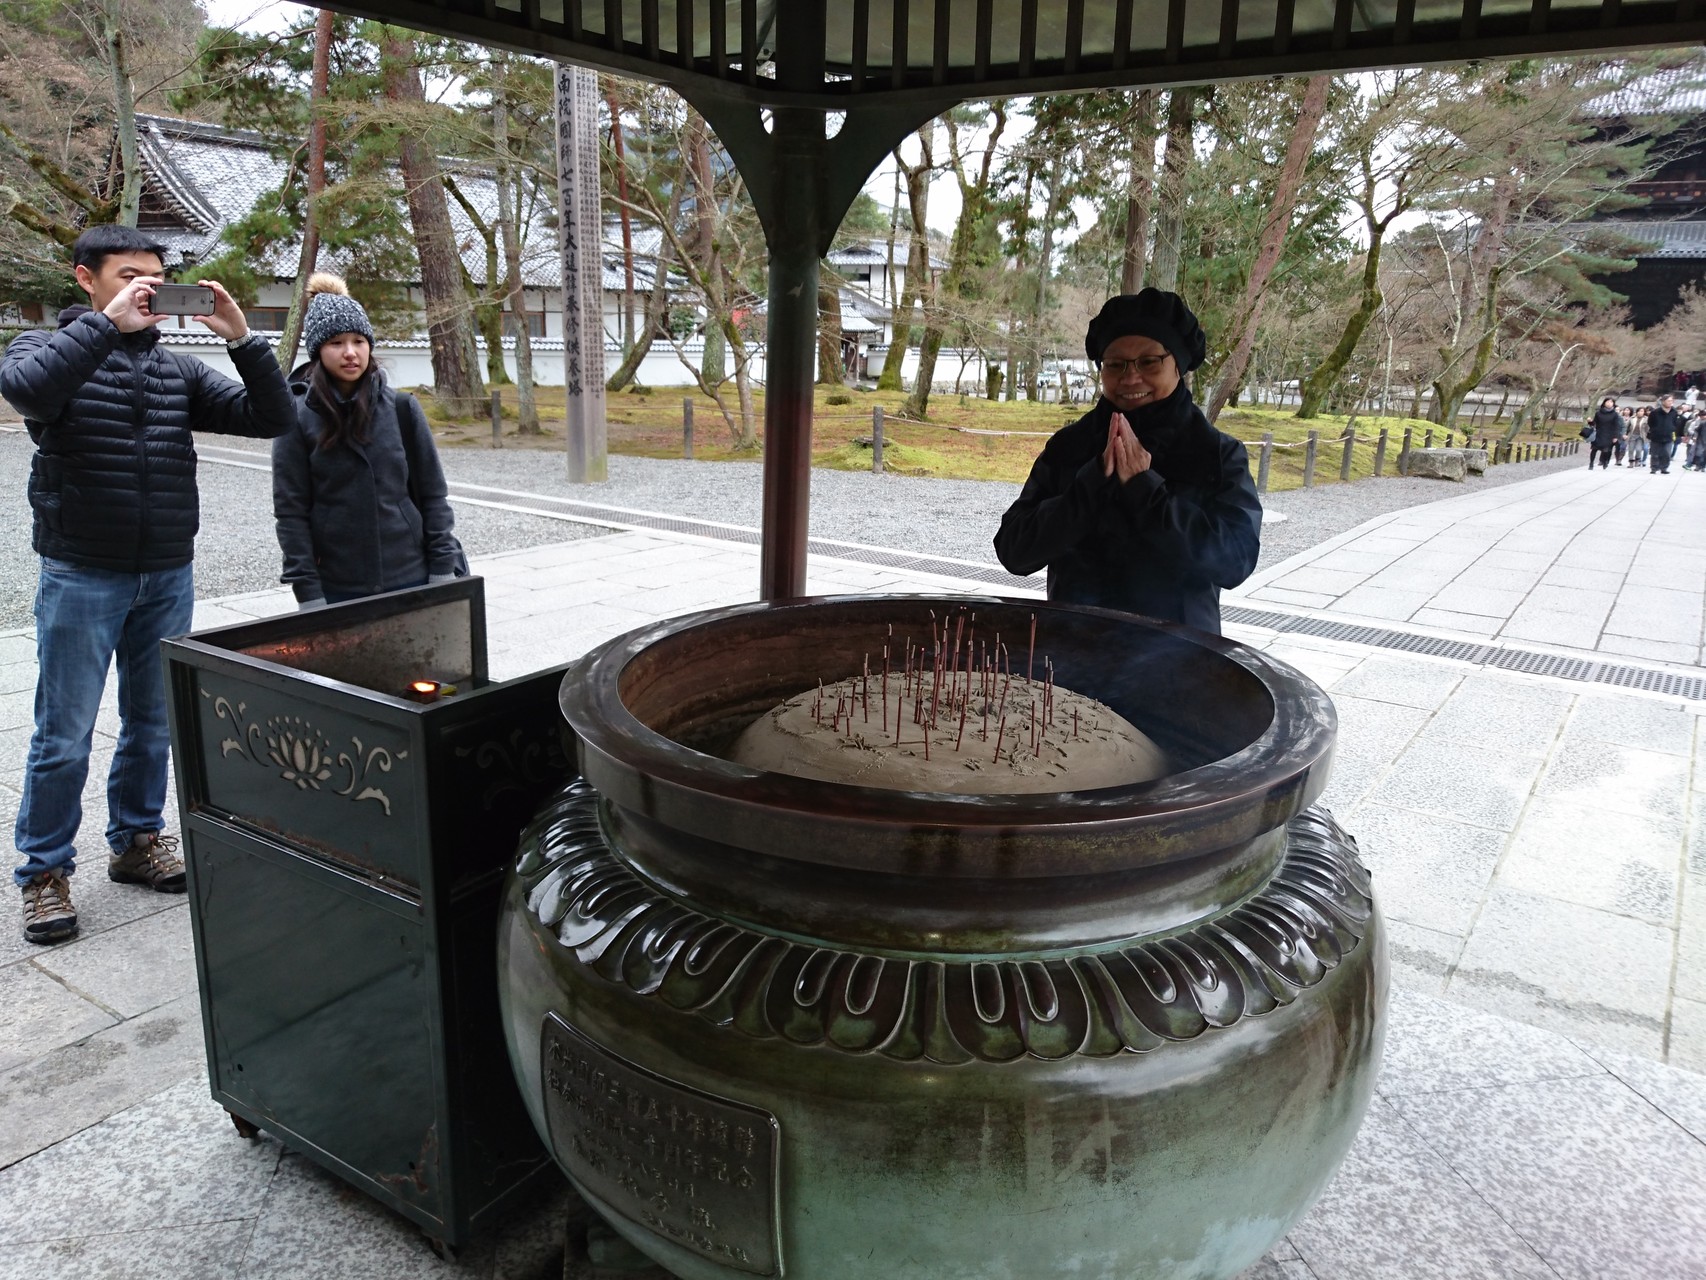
left=994, top=290, right=1262, bottom=634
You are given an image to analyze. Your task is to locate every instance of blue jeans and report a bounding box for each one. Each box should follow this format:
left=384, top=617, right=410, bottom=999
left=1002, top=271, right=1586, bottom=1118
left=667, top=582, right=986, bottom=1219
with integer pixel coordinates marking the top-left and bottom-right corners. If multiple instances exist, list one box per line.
left=13, top=558, right=195, bottom=886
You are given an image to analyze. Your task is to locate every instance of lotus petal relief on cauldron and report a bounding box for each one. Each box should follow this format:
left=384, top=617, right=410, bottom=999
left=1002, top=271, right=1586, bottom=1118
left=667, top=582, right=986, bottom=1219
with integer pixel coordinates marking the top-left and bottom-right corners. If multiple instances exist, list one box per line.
left=516, top=781, right=1373, bottom=1065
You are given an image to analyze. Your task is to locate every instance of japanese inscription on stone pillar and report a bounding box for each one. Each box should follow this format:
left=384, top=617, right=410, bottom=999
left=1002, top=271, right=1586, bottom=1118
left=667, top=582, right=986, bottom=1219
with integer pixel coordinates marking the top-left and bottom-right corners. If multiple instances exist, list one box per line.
left=554, top=63, right=608, bottom=482
left=541, top=1013, right=780, bottom=1275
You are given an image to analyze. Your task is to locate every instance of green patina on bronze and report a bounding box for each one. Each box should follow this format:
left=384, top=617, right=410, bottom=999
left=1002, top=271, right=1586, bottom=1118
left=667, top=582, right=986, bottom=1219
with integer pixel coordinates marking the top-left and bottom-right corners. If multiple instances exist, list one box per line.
left=498, top=597, right=1387, bottom=1280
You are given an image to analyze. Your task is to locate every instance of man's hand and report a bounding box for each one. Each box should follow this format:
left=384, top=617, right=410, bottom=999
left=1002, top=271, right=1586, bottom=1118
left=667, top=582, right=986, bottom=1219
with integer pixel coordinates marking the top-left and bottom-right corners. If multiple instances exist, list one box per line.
left=103, top=278, right=167, bottom=334
left=1103, top=412, right=1151, bottom=484
left=192, top=280, right=250, bottom=343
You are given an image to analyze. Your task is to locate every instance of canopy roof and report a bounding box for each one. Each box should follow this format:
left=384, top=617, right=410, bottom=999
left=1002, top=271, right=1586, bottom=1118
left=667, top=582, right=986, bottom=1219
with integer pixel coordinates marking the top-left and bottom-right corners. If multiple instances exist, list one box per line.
left=324, top=0, right=1706, bottom=106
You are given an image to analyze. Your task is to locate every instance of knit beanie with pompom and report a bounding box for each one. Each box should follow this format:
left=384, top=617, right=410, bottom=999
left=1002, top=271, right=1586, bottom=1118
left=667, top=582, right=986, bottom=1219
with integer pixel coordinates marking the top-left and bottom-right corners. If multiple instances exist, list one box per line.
left=302, top=272, right=375, bottom=360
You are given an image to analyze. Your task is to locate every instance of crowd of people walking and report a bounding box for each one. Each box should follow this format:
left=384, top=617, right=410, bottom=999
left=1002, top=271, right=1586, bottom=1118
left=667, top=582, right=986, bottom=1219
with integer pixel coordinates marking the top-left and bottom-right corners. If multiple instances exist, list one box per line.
left=1585, top=391, right=1706, bottom=473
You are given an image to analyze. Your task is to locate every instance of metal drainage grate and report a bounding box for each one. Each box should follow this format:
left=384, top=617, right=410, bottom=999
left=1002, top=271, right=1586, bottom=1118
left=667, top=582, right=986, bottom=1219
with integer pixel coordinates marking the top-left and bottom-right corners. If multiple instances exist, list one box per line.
left=1221, top=605, right=1706, bottom=701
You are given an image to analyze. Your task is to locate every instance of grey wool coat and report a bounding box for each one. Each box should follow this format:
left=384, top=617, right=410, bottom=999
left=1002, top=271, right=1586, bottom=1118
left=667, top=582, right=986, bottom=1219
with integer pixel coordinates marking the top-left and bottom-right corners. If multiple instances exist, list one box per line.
left=272, top=374, right=458, bottom=604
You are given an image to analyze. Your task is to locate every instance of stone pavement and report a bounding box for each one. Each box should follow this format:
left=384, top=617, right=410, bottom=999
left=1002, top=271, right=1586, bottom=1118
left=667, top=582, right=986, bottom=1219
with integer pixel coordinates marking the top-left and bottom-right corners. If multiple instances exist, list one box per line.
left=1244, top=464, right=1706, bottom=666
left=1, top=494, right=1704, bottom=1278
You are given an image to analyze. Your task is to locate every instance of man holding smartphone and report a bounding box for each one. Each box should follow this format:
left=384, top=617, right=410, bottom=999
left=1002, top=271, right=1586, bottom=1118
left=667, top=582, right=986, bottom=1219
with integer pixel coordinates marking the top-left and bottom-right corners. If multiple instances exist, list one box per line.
left=0, top=224, right=294, bottom=943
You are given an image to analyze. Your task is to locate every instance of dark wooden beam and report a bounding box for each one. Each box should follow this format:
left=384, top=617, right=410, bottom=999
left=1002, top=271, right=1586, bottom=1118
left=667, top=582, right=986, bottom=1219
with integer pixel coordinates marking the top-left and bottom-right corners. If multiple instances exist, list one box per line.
left=741, top=0, right=758, bottom=84
left=852, top=0, right=869, bottom=90
left=1220, top=0, right=1241, bottom=58
left=892, top=0, right=909, bottom=90
left=1114, top=0, right=1134, bottom=68
left=935, top=0, right=952, bottom=85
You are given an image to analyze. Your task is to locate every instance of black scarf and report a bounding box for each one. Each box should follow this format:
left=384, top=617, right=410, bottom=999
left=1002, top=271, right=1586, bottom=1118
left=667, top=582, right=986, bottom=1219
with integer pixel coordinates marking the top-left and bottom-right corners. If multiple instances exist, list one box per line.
left=1077, top=382, right=1204, bottom=472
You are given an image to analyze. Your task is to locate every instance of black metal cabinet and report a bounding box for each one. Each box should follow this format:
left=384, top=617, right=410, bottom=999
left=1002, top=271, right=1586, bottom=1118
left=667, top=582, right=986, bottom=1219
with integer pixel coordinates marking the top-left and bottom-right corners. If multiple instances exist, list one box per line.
left=163, top=580, right=573, bottom=1250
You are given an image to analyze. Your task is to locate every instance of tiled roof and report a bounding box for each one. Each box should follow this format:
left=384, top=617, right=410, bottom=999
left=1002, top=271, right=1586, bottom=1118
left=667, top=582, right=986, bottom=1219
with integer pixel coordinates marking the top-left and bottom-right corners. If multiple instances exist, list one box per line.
left=828, top=235, right=948, bottom=271
left=1572, top=218, right=1706, bottom=258
left=133, top=114, right=663, bottom=292
left=1583, top=65, right=1706, bottom=119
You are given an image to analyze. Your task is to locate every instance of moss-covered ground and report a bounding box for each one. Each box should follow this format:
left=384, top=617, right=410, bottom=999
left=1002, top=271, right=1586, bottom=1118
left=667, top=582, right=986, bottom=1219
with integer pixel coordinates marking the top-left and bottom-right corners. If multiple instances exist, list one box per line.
left=419, top=384, right=1576, bottom=492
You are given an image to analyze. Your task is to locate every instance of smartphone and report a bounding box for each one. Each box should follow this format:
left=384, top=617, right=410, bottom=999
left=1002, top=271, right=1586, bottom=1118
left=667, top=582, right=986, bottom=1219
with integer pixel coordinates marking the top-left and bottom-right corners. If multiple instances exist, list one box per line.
left=150, top=283, right=216, bottom=316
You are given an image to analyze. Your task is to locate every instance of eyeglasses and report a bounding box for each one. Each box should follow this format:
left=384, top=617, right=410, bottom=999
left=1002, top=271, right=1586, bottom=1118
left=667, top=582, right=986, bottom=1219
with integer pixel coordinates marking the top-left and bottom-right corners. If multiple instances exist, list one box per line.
left=1102, top=354, right=1172, bottom=378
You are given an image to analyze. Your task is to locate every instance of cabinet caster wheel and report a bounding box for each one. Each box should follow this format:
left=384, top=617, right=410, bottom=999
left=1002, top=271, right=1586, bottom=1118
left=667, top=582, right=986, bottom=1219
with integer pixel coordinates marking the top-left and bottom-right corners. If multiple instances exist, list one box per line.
left=428, top=1236, right=457, bottom=1262
left=226, top=1109, right=260, bottom=1140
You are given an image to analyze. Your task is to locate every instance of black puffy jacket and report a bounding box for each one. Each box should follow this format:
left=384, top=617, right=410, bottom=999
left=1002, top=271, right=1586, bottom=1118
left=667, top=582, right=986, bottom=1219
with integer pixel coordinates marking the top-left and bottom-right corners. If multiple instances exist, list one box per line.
left=1, top=305, right=294, bottom=572
left=271, top=373, right=459, bottom=604
left=993, top=386, right=1262, bottom=634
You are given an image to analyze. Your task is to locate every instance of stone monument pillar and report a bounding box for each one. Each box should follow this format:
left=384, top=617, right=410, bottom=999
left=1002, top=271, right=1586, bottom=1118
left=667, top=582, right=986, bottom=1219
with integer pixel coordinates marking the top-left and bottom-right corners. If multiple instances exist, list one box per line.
left=555, top=63, right=607, bottom=483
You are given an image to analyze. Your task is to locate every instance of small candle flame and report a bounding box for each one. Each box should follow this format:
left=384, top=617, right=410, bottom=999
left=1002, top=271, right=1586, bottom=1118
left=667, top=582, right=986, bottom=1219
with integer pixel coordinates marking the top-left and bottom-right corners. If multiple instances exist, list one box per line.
left=410, top=680, right=440, bottom=695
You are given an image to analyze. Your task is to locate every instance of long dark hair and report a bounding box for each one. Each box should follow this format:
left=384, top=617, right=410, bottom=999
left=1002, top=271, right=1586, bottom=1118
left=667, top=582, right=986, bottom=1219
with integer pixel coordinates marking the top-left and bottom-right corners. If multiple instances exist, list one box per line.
left=306, top=358, right=381, bottom=451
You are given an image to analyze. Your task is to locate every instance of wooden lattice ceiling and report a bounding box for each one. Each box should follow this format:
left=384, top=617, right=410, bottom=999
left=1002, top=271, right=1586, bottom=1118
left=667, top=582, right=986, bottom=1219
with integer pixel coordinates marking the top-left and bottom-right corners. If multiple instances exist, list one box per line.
left=322, top=0, right=1706, bottom=104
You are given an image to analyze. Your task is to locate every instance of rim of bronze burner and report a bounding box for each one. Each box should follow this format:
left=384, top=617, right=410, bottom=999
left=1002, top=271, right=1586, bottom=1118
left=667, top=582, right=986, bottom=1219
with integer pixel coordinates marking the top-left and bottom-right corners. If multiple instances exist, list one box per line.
left=559, top=596, right=1336, bottom=876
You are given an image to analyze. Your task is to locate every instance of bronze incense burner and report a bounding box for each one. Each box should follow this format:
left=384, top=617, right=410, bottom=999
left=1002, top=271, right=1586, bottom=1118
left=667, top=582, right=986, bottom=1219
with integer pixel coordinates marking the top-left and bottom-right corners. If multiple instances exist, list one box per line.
left=499, top=596, right=1385, bottom=1279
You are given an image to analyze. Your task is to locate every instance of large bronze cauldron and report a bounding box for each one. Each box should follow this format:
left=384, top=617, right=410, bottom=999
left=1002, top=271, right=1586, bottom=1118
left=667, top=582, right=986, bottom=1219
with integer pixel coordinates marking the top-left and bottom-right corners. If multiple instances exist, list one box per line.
left=498, top=598, right=1384, bottom=1280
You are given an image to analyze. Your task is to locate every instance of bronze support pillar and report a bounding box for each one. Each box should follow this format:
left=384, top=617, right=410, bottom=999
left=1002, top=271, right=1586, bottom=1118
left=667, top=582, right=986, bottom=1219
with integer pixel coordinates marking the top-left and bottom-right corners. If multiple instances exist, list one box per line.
left=759, top=109, right=825, bottom=600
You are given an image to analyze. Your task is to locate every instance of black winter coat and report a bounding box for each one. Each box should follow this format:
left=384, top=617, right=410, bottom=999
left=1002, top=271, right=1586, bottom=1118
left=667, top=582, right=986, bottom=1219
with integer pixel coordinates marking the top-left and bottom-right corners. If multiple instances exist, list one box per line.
left=994, top=386, right=1262, bottom=634
left=272, top=375, right=459, bottom=604
left=1590, top=407, right=1626, bottom=449
left=1648, top=406, right=1683, bottom=444
left=1, top=306, right=294, bottom=571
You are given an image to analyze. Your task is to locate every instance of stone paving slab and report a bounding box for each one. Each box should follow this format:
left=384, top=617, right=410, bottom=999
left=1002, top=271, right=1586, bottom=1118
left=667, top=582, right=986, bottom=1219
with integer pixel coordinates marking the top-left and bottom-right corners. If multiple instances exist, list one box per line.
left=1239, top=467, right=1706, bottom=665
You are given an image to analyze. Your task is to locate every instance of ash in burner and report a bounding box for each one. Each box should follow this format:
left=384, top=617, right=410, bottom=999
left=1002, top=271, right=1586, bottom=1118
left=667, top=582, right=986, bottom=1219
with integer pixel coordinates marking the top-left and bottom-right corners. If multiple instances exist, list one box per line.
left=725, top=610, right=1169, bottom=794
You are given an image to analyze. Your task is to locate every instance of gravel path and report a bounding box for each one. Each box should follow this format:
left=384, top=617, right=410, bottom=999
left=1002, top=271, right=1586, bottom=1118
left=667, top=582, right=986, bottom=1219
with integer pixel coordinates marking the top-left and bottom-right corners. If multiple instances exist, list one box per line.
left=0, top=426, right=1590, bottom=632
left=0, top=430, right=603, bottom=631
left=424, top=441, right=1590, bottom=572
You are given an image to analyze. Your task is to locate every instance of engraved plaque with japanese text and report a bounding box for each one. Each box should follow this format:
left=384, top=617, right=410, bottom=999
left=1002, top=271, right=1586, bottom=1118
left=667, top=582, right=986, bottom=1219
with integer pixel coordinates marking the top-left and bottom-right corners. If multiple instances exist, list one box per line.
left=540, top=1013, right=779, bottom=1275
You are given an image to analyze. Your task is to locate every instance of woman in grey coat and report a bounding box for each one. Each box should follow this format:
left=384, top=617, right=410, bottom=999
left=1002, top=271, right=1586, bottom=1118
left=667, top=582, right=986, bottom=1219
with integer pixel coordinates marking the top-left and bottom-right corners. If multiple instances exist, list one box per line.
left=272, top=274, right=461, bottom=608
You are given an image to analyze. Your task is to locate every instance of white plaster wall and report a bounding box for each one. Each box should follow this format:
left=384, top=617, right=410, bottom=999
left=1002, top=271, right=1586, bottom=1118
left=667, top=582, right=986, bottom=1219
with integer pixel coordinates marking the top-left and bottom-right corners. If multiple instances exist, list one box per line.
left=160, top=336, right=1064, bottom=399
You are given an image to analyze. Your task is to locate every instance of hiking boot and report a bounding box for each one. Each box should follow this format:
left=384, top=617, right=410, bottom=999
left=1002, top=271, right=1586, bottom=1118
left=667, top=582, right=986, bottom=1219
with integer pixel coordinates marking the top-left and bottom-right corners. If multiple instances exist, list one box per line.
left=108, top=832, right=186, bottom=893
left=21, top=871, right=78, bottom=944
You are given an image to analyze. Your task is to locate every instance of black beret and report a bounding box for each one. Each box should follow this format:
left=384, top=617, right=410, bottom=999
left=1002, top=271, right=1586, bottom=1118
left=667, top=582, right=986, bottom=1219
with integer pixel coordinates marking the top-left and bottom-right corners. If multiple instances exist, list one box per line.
left=1085, top=289, right=1207, bottom=372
